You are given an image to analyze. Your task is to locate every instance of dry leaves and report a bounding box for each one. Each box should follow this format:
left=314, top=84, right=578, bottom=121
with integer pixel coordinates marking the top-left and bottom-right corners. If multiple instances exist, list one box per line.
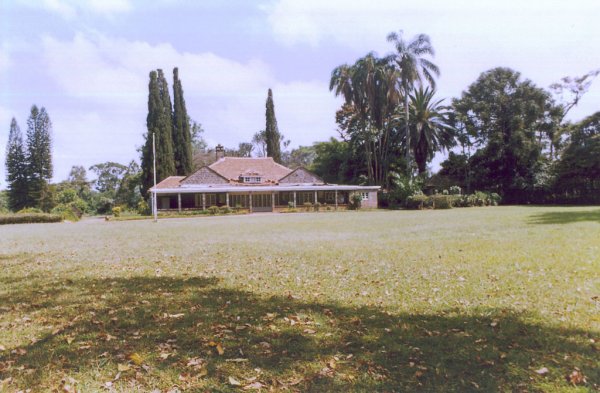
left=566, top=368, right=586, bottom=385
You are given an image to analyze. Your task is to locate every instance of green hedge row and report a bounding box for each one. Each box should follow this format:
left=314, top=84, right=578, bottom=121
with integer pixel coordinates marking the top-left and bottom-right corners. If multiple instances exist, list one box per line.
left=0, top=213, right=63, bottom=225
left=405, top=192, right=501, bottom=210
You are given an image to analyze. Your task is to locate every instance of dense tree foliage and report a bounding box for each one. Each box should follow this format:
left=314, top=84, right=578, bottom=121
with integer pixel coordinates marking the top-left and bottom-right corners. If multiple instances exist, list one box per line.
left=141, top=70, right=173, bottom=195
left=387, top=31, right=439, bottom=169
left=553, top=112, right=600, bottom=203
left=265, top=89, right=282, bottom=163
left=172, top=68, right=193, bottom=175
left=25, top=105, right=53, bottom=208
left=407, top=87, right=455, bottom=174
left=452, top=68, right=560, bottom=202
left=5, top=118, right=28, bottom=211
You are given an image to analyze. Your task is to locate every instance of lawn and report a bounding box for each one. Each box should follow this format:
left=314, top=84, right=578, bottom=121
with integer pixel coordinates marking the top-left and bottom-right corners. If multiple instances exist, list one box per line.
left=0, top=206, right=598, bottom=392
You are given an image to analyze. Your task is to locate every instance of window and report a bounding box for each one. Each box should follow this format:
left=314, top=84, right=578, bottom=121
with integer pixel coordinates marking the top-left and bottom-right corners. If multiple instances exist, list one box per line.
left=241, top=176, right=261, bottom=183
left=360, top=192, right=369, bottom=200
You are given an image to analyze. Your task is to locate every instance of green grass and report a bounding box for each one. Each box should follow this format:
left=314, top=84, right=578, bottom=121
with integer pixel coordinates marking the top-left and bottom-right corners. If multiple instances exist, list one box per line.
left=0, top=206, right=598, bottom=392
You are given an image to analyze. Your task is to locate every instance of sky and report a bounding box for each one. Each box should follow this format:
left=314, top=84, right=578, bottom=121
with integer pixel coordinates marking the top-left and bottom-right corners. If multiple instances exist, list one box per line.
left=1, top=0, right=599, bottom=183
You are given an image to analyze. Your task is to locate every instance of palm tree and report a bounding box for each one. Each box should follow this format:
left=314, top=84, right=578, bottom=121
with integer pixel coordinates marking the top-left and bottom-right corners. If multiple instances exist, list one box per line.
left=387, top=31, right=439, bottom=173
left=407, top=87, right=456, bottom=174
left=330, top=53, right=400, bottom=185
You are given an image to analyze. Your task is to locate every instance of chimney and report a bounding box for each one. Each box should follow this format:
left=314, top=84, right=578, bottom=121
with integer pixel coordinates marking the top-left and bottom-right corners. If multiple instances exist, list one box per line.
left=215, top=144, right=225, bottom=160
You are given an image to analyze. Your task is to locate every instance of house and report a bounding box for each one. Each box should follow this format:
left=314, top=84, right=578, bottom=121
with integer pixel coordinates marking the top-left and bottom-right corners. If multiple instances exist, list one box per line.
left=150, top=148, right=379, bottom=214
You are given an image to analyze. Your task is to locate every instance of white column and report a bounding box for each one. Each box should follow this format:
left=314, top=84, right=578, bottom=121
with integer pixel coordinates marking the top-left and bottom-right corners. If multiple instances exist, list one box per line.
left=314, top=191, right=318, bottom=204
left=177, top=193, right=182, bottom=212
left=226, top=192, right=229, bottom=207
left=335, top=190, right=338, bottom=210
left=293, top=191, right=297, bottom=208
left=271, top=192, right=275, bottom=211
left=202, top=193, right=206, bottom=210
left=152, top=191, right=158, bottom=219
left=249, top=192, right=253, bottom=213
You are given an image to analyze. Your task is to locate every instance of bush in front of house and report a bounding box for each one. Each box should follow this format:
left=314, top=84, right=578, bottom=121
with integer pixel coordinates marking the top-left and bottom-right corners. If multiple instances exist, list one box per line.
left=303, top=202, right=313, bottom=212
left=405, top=194, right=428, bottom=209
left=207, top=205, right=220, bottom=215
left=349, top=193, right=362, bottom=210
left=137, top=199, right=150, bottom=215
left=220, top=206, right=232, bottom=214
left=314, top=202, right=321, bottom=212
left=0, top=213, right=62, bottom=225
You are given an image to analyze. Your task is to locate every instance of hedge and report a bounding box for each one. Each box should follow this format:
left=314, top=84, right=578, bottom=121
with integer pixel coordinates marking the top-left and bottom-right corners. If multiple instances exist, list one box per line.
left=0, top=213, right=63, bottom=225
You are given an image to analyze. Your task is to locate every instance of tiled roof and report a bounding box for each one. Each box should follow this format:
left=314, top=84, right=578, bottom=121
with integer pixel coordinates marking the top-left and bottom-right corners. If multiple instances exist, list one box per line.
left=209, top=157, right=292, bottom=182
left=154, top=176, right=185, bottom=189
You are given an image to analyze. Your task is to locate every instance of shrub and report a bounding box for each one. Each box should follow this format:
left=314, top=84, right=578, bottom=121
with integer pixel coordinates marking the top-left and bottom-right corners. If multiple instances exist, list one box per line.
left=0, top=213, right=62, bottom=225
left=432, top=195, right=453, bottom=209
left=137, top=199, right=151, bottom=215
left=220, top=206, right=232, bottom=214
left=207, top=205, right=220, bottom=215
left=112, top=206, right=122, bottom=217
left=489, top=193, right=502, bottom=206
left=449, top=185, right=462, bottom=195
left=51, top=204, right=79, bottom=222
left=314, top=202, right=321, bottom=212
left=287, top=201, right=295, bottom=209
left=303, top=202, right=313, bottom=212
left=349, top=194, right=362, bottom=210
left=17, top=207, right=43, bottom=214
left=405, top=194, right=428, bottom=210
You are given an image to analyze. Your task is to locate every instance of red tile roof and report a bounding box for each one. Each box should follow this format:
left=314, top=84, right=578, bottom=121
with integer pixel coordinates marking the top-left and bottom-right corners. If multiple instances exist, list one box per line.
left=154, top=176, right=185, bottom=189
left=209, top=157, right=292, bottom=182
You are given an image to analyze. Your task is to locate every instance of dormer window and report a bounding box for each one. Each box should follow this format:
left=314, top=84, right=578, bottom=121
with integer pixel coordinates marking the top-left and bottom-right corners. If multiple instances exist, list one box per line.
left=240, top=176, right=262, bottom=183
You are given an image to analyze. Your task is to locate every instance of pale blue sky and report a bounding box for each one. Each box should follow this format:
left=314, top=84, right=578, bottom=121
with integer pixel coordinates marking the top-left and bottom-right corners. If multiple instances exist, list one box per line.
left=1, top=0, right=599, bottom=183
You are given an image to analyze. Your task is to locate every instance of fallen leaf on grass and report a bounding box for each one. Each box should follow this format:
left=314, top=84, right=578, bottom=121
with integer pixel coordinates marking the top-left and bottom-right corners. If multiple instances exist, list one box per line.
left=535, top=367, right=549, bottom=375
left=303, top=329, right=316, bottom=335
left=168, top=313, right=185, bottom=319
left=117, top=363, right=131, bottom=372
left=216, top=343, right=224, bottom=356
left=229, top=376, right=241, bottom=386
left=0, top=345, right=5, bottom=351
left=243, top=381, right=264, bottom=390
left=566, top=369, right=586, bottom=385
left=129, top=353, right=144, bottom=366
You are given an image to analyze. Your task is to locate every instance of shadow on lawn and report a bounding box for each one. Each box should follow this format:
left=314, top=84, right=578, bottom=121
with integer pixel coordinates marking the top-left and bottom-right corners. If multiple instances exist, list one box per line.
left=1, top=276, right=598, bottom=392
left=527, top=209, right=600, bottom=225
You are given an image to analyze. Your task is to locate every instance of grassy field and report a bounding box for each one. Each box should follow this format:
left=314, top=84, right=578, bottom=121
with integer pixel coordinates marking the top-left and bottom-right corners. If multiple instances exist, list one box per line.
left=0, top=206, right=598, bottom=392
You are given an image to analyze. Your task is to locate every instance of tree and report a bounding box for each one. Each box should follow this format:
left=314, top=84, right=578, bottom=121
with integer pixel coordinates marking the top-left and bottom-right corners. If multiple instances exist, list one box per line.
left=553, top=112, right=600, bottom=203
left=330, top=54, right=401, bottom=185
left=172, top=68, right=193, bottom=175
left=283, top=145, right=316, bottom=169
left=25, top=105, right=53, bottom=209
left=89, top=162, right=127, bottom=194
left=252, top=130, right=267, bottom=157
left=5, top=118, right=28, bottom=211
left=453, top=68, right=559, bottom=202
left=407, top=87, right=455, bottom=174
left=312, top=138, right=361, bottom=184
left=190, top=119, right=207, bottom=154
left=265, top=89, right=282, bottom=163
left=141, top=70, right=175, bottom=195
left=387, top=31, right=439, bottom=172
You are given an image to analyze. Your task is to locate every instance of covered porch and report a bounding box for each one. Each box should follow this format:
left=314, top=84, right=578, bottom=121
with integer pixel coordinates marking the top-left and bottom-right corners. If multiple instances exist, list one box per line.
left=155, top=190, right=353, bottom=213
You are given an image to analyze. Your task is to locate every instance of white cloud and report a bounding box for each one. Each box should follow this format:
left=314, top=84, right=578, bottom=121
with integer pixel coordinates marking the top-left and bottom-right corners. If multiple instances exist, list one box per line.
left=17, top=0, right=132, bottom=19
left=39, top=32, right=338, bottom=180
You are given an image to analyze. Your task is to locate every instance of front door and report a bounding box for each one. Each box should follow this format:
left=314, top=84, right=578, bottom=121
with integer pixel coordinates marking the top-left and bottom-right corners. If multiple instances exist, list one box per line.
left=251, top=193, right=272, bottom=212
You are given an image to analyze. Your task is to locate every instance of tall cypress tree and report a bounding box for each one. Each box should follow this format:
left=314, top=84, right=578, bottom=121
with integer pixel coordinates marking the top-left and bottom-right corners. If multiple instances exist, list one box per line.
left=265, top=88, right=282, bottom=163
left=172, top=67, right=193, bottom=175
left=26, top=105, right=53, bottom=209
left=5, top=118, right=28, bottom=211
left=141, top=70, right=176, bottom=196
